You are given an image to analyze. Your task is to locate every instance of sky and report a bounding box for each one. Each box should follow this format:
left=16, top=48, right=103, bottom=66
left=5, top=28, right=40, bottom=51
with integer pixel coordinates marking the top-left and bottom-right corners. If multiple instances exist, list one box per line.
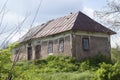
left=0, top=0, right=118, bottom=48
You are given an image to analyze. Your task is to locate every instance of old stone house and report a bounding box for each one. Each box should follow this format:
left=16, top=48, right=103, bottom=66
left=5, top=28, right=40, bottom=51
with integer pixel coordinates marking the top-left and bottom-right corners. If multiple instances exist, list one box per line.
left=12, top=11, right=116, bottom=61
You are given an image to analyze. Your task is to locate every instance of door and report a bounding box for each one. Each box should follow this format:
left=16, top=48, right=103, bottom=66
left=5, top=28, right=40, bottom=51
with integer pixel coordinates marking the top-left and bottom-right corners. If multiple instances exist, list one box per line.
left=27, top=47, right=32, bottom=60
left=35, top=45, right=41, bottom=59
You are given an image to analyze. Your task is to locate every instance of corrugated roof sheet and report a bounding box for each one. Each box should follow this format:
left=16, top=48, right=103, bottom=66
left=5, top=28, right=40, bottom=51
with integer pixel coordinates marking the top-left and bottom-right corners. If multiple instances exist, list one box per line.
left=33, top=12, right=77, bottom=38
left=19, top=11, right=116, bottom=43
left=19, top=24, right=45, bottom=42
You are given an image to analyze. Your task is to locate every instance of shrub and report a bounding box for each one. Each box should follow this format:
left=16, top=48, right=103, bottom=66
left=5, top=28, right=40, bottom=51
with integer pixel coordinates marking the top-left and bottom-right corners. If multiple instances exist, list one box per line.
left=34, top=59, right=48, bottom=65
left=0, top=46, right=12, bottom=79
left=93, top=62, right=120, bottom=80
left=111, top=48, right=120, bottom=63
left=87, top=54, right=111, bottom=67
left=79, top=60, right=90, bottom=72
left=46, top=55, right=76, bottom=63
left=33, top=55, right=79, bottom=72
left=110, top=63, right=120, bottom=80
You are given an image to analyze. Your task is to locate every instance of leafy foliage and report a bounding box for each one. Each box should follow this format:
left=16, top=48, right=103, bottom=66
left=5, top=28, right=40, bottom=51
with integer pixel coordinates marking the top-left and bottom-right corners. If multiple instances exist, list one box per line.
left=1, top=45, right=120, bottom=80
left=111, top=47, right=120, bottom=63
left=0, top=42, right=19, bottom=79
left=93, top=62, right=120, bottom=80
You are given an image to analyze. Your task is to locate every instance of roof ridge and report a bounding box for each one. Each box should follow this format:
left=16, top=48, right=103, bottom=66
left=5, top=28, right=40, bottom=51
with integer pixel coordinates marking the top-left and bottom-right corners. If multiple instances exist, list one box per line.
left=71, top=11, right=80, bottom=30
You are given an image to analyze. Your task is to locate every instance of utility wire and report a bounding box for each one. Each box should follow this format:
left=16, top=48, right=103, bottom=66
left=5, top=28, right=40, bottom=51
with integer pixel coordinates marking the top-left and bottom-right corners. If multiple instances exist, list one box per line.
left=29, top=0, right=43, bottom=29
left=6, top=0, right=43, bottom=80
left=0, top=0, right=8, bottom=28
left=0, top=0, right=8, bottom=14
left=0, top=16, right=28, bottom=48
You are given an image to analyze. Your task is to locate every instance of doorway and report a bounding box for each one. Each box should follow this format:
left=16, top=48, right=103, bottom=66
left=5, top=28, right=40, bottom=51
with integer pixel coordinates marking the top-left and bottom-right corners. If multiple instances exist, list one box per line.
left=35, top=45, right=41, bottom=59
left=27, top=47, right=32, bottom=60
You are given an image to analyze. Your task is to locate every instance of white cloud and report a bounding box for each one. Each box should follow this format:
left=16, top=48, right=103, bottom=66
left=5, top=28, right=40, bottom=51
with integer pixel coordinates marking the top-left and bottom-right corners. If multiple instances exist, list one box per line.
left=2, top=11, right=25, bottom=25
left=0, top=0, right=118, bottom=48
left=82, top=6, right=94, bottom=18
left=10, top=28, right=28, bottom=43
left=0, top=28, right=28, bottom=47
left=10, top=33, right=23, bottom=42
left=111, top=34, right=120, bottom=48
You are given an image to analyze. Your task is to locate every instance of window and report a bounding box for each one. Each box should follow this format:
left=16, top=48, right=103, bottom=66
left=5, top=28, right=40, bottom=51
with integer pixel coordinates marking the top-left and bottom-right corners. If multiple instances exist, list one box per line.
left=48, top=41, right=53, bottom=53
left=82, top=38, right=89, bottom=50
left=59, top=39, right=64, bottom=52
left=15, top=49, right=19, bottom=54
left=28, top=43, right=31, bottom=46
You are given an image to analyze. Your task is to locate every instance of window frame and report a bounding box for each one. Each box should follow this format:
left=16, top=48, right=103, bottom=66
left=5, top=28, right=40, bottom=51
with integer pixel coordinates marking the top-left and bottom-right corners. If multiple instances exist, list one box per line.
left=82, top=37, right=90, bottom=51
left=58, top=39, right=64, bottom=52
left=15, top=49, right=19, bottom=54
left=48, top=41, right=53, bottom=53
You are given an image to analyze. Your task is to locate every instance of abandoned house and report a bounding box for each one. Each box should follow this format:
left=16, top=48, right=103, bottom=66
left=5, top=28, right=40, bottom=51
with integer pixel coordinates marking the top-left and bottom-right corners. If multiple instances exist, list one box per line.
left=12, top=11, right=116, bottom=61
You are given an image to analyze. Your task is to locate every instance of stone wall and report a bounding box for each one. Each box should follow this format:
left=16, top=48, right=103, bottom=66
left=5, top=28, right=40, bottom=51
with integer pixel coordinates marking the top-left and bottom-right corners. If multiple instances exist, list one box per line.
left=40, top=35, right=72, bottom=58
left=12, top=31, right=111, bottom=61
left=72, top=33, right=110, bottom=61
left=12, top=32, right=72, bottom=61
left=11, top=45, right=27, bottom=61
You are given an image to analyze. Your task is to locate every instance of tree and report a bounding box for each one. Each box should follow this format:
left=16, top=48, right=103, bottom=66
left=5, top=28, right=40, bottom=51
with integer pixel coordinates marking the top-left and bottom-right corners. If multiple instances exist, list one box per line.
left=95, top=0, right=120, bottom=31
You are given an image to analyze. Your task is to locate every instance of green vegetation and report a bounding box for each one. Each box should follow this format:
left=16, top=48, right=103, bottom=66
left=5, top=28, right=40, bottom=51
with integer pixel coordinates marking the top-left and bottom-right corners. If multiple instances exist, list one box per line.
left=111, top=46, right=120, bottom=63
left=0, top=42, right=19, bottom=79
left=0, top=44, right=120, bottom=80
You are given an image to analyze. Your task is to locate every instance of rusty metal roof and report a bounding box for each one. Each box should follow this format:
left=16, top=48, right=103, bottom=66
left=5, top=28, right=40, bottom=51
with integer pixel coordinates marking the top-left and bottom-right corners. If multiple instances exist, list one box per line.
left=19, top=11, right=116, bottom=43
left=33, top=12, right=78, bottom=39
left=19, top=24, right=45, bottom=42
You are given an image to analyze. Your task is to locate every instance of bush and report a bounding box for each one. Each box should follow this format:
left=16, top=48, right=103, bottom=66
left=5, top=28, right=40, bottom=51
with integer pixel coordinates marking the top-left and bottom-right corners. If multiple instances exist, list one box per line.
left=34, top=59, right=48, bottom=66
left=79, top=60, right=90, bottom=72
left=111, top=48, right=120, bottom=63
left=0, top=42, right=19, bottom=79
left=110, top=63, right=120, bottom=80
left=46, top=55, right=76, bottom=63
left=1, top=49, right=120, bottom=80
left=93, top=62, right=120, bottom=80
left=88, top=54, right=111, bottom=67
left=0, top=47, right=12, bottom=79
left=39, top=55, right=78, bottom=72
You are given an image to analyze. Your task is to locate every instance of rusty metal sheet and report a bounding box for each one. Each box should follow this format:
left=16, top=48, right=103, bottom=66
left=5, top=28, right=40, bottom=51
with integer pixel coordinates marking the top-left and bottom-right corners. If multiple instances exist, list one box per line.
left=20, top=11, right=116, bottom=43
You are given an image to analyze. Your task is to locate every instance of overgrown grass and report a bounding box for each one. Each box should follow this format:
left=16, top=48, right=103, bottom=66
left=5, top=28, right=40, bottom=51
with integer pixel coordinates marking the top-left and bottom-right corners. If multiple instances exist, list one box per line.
left=1, top=45, right=120, bottom=80
left=39, top=72, right=92, bottom=80
left=14, top=72, right=92, bottom=80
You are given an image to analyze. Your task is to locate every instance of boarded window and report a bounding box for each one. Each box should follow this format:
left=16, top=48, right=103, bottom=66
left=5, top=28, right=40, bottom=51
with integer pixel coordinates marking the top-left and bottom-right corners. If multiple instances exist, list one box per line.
left=82, top=38, right=89, bottom=50
left=59, top=39, right=64, bottom=52
left=48, top=41, right=53, bottom=53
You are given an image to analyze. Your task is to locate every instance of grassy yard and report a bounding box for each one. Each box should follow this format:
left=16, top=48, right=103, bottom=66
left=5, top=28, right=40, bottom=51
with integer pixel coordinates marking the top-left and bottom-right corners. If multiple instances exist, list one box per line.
left=1, top=44, right=120, bottom=80
left=15, top=71, right=92, bottom=80
left=41, top=72, right=92, bottom=80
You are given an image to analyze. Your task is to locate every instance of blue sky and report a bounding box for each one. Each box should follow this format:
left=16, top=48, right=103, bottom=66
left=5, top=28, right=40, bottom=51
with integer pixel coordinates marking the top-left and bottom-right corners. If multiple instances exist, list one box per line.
left=0, top=0, right=107, bottom=27
left=1, top=0, right=118, bottom=47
